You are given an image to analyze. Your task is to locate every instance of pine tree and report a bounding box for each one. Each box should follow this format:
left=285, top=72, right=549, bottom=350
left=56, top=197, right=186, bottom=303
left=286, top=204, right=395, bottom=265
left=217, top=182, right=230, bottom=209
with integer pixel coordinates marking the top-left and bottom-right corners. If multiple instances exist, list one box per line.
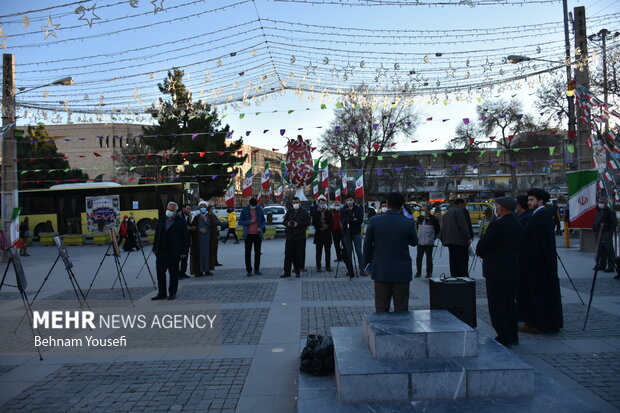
left=17, top=125, right=89, bottom=189
left=142, top=68, right=246, bottom=199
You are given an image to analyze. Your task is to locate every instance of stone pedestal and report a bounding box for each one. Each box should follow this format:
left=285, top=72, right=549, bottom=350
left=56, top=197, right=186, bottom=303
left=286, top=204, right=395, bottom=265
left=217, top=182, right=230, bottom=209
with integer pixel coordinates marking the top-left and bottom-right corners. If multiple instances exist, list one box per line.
left=333, top=310, right=534, bottom=403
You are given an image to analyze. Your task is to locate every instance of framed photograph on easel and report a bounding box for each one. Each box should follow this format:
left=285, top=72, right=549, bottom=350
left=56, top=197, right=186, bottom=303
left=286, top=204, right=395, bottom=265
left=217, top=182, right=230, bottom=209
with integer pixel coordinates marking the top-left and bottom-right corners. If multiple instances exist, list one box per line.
left=109, top=227, right=121, bottom=257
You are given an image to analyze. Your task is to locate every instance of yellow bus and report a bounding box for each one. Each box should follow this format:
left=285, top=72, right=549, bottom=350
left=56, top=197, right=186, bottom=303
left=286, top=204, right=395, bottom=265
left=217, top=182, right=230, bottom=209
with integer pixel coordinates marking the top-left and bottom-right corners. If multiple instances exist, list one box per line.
left=19, top=182, right=199, bottom=236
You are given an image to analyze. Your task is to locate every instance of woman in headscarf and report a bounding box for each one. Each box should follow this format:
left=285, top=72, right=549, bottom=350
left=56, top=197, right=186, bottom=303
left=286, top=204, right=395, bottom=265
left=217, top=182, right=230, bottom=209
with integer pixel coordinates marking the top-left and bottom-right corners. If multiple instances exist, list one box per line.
left=190, top=201, right=212, bottom=276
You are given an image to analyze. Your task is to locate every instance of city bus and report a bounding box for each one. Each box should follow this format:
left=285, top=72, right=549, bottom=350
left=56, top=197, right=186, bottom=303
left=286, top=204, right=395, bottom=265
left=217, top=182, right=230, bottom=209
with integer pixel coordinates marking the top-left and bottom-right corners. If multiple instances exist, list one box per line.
left=18, top=182, right=199, bottom=236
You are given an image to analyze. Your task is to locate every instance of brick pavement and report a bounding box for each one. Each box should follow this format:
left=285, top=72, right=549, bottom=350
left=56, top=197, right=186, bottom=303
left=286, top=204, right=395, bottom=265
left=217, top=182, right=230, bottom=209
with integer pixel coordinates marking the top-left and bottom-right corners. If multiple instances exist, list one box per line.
left=0, top=240, right=619, bottom=412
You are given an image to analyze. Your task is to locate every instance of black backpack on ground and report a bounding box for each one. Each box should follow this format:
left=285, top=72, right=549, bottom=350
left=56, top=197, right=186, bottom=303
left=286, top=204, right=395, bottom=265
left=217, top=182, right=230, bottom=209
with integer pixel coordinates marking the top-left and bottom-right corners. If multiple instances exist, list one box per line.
left=299, top=334, right=335, bottom=376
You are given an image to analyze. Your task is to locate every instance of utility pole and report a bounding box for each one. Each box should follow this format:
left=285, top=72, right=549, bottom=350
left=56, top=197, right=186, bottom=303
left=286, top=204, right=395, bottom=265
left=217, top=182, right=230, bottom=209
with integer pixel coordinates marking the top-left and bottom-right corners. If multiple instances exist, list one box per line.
left=562, top=0, right=576, bottom=163
left=574, top=6, right=591, bottom=172
left=1, top=53, right=17, bottom=250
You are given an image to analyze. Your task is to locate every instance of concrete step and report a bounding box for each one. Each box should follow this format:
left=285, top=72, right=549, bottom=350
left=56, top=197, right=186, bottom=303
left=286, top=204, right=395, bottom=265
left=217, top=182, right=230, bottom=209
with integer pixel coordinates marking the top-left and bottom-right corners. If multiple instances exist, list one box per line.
left=333, top=326, right=534, bottom=403
left=362, top=310, right=477, bottom=360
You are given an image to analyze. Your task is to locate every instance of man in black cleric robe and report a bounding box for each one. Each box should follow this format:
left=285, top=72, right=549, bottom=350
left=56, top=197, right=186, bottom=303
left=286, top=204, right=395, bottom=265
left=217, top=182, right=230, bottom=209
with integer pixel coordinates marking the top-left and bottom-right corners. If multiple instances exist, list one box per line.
left=518, top=188, right=563, bottom=334
left=476, top=196, right=523, bottom=347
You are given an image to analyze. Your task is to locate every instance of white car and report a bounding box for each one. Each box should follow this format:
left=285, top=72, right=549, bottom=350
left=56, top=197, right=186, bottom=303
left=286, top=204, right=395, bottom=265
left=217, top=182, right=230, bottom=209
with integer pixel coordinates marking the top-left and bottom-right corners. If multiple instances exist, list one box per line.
left=262, top=205, right=287, bottom=232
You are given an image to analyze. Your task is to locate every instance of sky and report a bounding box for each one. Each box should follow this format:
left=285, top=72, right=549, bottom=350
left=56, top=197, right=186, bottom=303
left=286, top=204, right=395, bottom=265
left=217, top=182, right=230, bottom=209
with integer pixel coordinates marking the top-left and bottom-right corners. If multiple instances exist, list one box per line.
left=1, top=0, right=619, bottom=153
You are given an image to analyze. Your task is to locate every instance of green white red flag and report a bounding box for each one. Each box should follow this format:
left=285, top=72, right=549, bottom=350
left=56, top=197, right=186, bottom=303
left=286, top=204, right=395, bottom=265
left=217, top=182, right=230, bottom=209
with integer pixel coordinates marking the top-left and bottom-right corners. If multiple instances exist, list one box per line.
left=225, top=180, right=235, bottom=207
left=242, top=171, right=254, bottom=196
left=341, top=172, right=347, bottom=195
left=355, top=171, right=364, bottom=198
left=567, top=169, right=598, bottom=229
left=261, top=163, right=271, bottom=190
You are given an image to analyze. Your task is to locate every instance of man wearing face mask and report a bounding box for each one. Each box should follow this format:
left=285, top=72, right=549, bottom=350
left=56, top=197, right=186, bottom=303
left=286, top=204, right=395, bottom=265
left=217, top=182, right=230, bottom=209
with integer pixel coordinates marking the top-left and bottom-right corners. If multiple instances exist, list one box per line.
left=312, top=195, right=333, bottom=272
left=152, top=202, right=189, bottom=300
left=593, top=197, right=617, bottom=273
left=415, top=204, right=440, bottom=278
left=330, top=201, right=344, bottom=262
left=239, top=198, right=266, bottom=276
left=378, top=201, right=388, bottom=214
left=178, top=203, right=193, bottom=279
left=190, top=201, right=212, bottom=277
left=282, top=197, right=310, bottom=278
left=341, top=195, right=365, bottom=277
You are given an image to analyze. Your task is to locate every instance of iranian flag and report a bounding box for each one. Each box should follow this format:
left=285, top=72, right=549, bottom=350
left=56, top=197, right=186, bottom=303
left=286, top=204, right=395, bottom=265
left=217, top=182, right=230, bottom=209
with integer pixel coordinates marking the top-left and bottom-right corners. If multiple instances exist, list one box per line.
left=320, top=160, right=329, bottom=188
left=567, top=169, right=598, bottom=229
left=341, top=172, right=348, bottom=195
left=274, top=182, right=283, bottom=200
left=334, top=187, right=341, bottom=202
left=312, top=182, right=319, bottom=199
left=257, top=191, right=262, bottom=205
left=355, top=171, right=364, bottom=198
left=242, top=171, right=254, bottom=196
left=224, top=180, right=235, bottom=207
left=10, top=207, right=21, bottom=246
left=261, top=163, right=271, bottom=190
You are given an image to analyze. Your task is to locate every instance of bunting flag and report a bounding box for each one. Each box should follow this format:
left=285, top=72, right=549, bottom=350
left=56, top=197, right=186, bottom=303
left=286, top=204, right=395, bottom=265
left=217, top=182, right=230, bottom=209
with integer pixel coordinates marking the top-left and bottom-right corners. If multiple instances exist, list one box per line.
left=608, top=159, right=619, bottom=171
left=312, top=181, right=319, bottom=199
left=342, top=171, right=348, bottom=195
left=274, top=182, right=283, bottom=200
left=242, top=171, right=254, bottom=196
left=603, top=171, right=614, bottom=182
left=225, top=180, right=235, bottom=207
left=334, top=187, right=341, bottom=202
left=355, top=171, right=364, bottom=198
left=614, top=188, right=620, bottom=202
left=261, top=162, right=271, bottom=190
left=568, top=169, right=598, bottom=229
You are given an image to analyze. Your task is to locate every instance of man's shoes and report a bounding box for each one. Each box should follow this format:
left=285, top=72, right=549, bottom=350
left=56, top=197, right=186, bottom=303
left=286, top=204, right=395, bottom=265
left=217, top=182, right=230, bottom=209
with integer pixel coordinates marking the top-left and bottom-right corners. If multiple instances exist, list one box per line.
left=604, top=268, right=615, bottom=273
left=151, top=295, right=167, bottom=301
left=247, top=272, right=252, bottom=277
left=414, top=272, right=421, bottom=278
left=495, top=336, right=518, bottom=347
left=280, top=274, right=291, bottom=278
left=205, top=271, right=213, bottom=276
left=301, top=268, right=308, bottom=272
left=195, top=273, right=205, bottom=277
left=519, top=324, right=540, bottom=334
left=178, top=274, right=190, bottom=279
left=326, top=268, right=332, bottom=272
left=254, top=271, right=262, bottom=275
left=216, top=263, right=223, bottom=266
left=167, top=294, right=176, bottom=300
left=295, top=273, right=301, bottom=278
left=425, top=274, right=432, bottom=278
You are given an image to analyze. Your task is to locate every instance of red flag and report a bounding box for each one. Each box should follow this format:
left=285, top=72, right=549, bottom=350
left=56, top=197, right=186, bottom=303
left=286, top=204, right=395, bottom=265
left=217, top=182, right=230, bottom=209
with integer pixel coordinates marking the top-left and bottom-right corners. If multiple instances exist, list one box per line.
left=261, top=163, right=271, bottom=190
left=93, top=152, right=102, bottom=157
left=321, top=169, right=329, bottom=189
left=225, top=180, right=235, bottom=207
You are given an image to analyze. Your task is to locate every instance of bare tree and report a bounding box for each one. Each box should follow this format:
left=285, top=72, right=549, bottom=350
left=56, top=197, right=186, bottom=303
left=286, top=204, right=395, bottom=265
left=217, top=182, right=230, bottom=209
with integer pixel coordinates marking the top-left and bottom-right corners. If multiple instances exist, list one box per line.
left=535, top=75, right=568, bottom=128
left=319, top=86, right=419, bottom=194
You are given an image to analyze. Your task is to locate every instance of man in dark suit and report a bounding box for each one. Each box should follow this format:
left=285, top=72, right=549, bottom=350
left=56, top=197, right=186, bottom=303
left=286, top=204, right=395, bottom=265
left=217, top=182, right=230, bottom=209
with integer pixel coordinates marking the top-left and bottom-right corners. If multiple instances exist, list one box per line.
left=178, top=203, right=193, bottom=279
left=312, top=195, right=333, bottom=272
left=281, top=197, right=310, bottom=278
left=152, top=201, right=189, bottom=301
left=519, top=188, right=563, bottom=334
left=476, top=196, right=523, bottom=347
left=439, top=198, right=472, bottom=277
left=593, top=196, right=617, bottom=272
left=363, top=192, right=418, bottom=312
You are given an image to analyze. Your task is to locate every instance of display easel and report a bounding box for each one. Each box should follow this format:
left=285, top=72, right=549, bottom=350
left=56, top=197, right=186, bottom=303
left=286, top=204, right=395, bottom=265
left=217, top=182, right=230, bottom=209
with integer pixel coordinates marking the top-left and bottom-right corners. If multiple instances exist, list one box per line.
left=85, top=228, right=134, bottom=306
left=115, top=232, right=155, bottom=288
left=27, top=236, right=90, bottom=312
left=0, top=247, right=43, bottom=360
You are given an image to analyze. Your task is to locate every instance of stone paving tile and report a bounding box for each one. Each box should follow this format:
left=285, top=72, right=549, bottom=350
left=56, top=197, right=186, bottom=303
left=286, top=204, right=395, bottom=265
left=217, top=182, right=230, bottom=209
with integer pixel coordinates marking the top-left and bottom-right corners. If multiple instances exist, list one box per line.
left=538, top=352, right=620, bottom=410
left=0, top=358, right=252, bottom=413
left=177, top=283, right=277, bottom=303
left=193, top=268, right=282, bottom=280
left=301, top=305, right=427, bottom=338
left=0, top=292, right=22, bottom=300
left=0, top=365, right=17, bottom=374
left=477, top=303, right=620, bottom=339
left=0, top=313, right=85, bottom=353
left=302, top=279, right=421, bottom=301
left=560, top=277, right=620, bottom=296
left=48, top=287, right=156, bottom=301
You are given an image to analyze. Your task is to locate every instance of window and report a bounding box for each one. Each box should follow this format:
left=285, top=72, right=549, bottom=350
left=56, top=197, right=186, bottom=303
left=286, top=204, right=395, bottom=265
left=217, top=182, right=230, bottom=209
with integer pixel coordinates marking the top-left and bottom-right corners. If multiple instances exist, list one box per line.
left=466, top=204, right=478, bottom=213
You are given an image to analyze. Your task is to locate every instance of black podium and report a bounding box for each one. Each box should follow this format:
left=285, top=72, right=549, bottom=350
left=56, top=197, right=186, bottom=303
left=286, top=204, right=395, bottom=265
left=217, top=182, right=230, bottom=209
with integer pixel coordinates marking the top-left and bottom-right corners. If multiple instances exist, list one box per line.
left=429, top=278, right=477, bottom=328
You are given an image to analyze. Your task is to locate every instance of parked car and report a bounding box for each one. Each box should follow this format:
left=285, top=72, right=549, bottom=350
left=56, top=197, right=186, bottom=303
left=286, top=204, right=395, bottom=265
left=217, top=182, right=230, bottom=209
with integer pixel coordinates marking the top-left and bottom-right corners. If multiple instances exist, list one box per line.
left=262, top=205, right=287, bottom=232
left=465, top=202, right=494, bottom=225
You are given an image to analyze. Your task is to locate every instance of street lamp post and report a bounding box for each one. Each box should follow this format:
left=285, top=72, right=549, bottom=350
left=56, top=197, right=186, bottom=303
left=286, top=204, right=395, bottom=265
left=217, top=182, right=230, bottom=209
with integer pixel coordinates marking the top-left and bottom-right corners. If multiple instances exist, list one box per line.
left=2, top=53, right=73, bottom=249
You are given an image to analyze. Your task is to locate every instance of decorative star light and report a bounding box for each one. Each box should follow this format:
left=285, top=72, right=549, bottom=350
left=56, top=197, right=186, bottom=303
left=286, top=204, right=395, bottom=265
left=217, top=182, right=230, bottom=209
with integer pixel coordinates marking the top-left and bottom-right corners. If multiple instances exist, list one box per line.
left=151, top=0, right=164, bottom=14
left=330, top=65, right=340, bottom=78
left=21, top=16, right=30, bottom=28
left=129, top=0, right=140, bottom=8
left=0, top=26, right=7, bottom=49
left=482, top=58, right=494, bottom=73
left=305, top=61, right=317, bottom=76
left=390, top=72, right=401, bottom=86
left=375, top=63, right=388, bottom=79
left=445, top=64, right=456, bottom=78
left=343, top=62, right=355, bottom=77
left=41, top=16, right=60, bottom=39
left=78, top=4, right=101, bottom=28
left=407, top=69, right=417, bottom=82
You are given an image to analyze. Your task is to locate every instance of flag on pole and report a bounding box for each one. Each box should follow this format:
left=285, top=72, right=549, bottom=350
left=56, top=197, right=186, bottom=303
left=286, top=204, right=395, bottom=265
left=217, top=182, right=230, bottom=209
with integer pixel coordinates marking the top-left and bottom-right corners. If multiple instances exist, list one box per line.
left=312, top=181, right=319, bottom=199
left=341, top=171, right=348, bottom=195
left=355, top=171, right=364, bottom=198
left=274, top=182, right=283, bottom=200
left=225, top=180, right=235, bottom=207
left=242, top=171, right=254, bottom=196
left=10, top=207, right=21, bottom=246
left=608, top=159, right=619, bottom=171
left=320, top=160, right=329, bottom=188
left=261, top=163, right=271, bottom=190
left=334, top=187, right=341, bottom=202
left=567, top=169, right=598, bottom=229
left=603, top=171, right=614, bottom=182
left=257, top=191, right=262, bottom=205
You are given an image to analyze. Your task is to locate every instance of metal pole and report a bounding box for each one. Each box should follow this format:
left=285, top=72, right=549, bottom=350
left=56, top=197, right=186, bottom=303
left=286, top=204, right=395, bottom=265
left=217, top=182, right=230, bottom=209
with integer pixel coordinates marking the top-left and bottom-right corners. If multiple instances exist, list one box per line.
left=1, top=54, right=17, bottom=252
left=562, top=0, right=576, bottom=148
left=600, top=29, right=609, bottom=107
